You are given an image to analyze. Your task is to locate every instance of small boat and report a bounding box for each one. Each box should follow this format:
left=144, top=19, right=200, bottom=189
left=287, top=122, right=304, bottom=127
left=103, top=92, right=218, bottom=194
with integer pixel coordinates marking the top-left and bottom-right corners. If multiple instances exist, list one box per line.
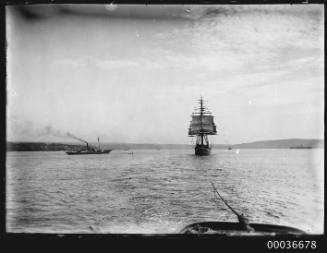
left=290, top=145, right=312, bottom=149
left=66, top=137, right=112, bottom=155
left=180, top=183, right=306, bottom=235
left=188, top=97, right=217, bottom=156
left=228, top=146, right=232, bottom=150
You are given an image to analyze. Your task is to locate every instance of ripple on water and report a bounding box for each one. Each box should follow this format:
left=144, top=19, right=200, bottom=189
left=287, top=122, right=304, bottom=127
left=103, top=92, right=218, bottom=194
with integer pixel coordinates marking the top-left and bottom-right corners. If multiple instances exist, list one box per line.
left=6, top=149, right=324, bottom=233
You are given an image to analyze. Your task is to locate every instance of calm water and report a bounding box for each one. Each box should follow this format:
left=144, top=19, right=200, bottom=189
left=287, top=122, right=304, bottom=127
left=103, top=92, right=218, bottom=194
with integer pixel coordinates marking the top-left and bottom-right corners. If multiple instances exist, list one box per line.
left=6, top=149, right=324, bottom=234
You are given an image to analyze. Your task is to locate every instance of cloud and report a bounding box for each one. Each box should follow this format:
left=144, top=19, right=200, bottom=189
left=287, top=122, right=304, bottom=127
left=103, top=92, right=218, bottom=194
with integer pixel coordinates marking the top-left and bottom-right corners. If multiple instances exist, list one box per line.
left=97, top=59, right=139, bottom=69
left=54, top=4, right=323, bottom=83
left=56, top=58, right=140, bottom=72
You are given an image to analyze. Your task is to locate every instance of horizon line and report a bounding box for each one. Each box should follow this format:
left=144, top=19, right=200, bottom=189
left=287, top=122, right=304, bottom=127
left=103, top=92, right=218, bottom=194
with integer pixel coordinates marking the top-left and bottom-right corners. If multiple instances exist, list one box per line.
left=6, top=137, right=324, bottom=145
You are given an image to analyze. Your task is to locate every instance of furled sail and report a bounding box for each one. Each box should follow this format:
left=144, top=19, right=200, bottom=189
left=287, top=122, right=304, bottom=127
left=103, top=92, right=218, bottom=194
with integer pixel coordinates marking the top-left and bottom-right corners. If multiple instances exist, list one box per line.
left=188, top=114, right=217, bottom=136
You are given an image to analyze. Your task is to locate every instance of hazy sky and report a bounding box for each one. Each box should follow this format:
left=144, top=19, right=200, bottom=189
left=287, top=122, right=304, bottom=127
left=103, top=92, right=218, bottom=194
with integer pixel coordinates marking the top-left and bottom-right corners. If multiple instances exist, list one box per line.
left=6, top=4, right=324, bottom=144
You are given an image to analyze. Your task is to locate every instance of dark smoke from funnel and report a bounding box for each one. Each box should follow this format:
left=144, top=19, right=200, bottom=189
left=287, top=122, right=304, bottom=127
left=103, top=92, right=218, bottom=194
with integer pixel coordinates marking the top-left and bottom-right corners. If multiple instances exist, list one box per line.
left=66, top=132, right=88, bottom=144
left=42, top=125, right=88, bottom=144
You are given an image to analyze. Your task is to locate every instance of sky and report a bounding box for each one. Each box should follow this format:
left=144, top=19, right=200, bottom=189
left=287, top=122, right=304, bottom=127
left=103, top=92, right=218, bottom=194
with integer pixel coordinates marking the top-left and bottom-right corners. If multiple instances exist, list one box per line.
left=6, top=4, right=324, bottom=144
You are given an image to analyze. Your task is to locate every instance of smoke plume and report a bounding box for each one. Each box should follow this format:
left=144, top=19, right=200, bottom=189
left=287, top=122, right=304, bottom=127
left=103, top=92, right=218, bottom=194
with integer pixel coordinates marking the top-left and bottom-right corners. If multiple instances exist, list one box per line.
left=42, top=125, right=88, bottom=143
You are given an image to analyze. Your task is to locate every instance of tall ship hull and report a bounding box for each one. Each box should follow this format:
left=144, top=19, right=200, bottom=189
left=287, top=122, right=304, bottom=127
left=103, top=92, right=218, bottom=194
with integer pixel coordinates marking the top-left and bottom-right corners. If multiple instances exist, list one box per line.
left=188, top=97, right=217, bottom=156
left=195, top=144, right=211, bottom=156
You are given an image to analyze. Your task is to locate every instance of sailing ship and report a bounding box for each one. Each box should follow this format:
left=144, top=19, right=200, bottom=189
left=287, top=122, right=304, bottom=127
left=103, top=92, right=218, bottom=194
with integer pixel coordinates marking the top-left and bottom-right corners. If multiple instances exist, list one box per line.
left=188, top=97, right=217, bottom=156
left=66, top=137, right=112, bottom=155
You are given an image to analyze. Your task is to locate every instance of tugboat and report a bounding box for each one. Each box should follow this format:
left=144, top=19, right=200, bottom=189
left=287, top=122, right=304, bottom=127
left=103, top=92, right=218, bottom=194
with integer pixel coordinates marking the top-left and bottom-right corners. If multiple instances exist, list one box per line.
left=180, top=183, right=306, bottom=235
left=66, top=137, right=112, bottom=155
left=188, top=97, right=217, bottom=156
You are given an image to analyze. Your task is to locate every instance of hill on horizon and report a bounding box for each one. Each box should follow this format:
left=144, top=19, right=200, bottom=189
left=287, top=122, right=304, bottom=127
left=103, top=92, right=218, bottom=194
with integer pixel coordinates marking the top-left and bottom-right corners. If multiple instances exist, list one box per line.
left=231, top=138, right=324, bottom=149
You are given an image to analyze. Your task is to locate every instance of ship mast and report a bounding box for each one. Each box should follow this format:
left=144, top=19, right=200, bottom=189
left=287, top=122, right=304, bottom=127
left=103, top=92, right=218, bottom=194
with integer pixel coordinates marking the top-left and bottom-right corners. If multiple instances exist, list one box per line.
left=200, top=97, right=204, bottom=145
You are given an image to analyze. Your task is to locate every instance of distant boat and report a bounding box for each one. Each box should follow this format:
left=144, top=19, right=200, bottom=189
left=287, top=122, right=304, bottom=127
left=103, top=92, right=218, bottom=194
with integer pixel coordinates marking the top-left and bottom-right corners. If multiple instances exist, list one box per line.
left=66, top=137, right=112, bottom=155
left=188, top=97, right=217, bottom=156
left=290, top=145, right=312, bottom=149
left=66, top=149, right=111, bottom=155
left=228, top=146, right=232, bottom=150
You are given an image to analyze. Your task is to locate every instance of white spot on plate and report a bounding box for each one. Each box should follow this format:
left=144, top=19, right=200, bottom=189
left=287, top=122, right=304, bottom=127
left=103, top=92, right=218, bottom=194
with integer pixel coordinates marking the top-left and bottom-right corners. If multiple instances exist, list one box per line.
left=104, top=4, right=118, bottom=12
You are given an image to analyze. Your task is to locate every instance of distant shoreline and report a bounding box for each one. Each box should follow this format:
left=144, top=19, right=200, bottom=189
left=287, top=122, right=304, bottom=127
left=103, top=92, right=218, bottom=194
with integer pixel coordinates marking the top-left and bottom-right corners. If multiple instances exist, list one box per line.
left=6, top=148, right=324, bottom=152
left=6, top=138, right=324, bottom=151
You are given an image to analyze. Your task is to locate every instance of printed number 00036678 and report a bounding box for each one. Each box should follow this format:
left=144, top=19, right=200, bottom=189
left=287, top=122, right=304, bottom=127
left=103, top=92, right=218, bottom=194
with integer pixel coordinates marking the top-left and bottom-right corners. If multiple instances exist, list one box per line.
left=267, top=240, right=316, bottom=249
